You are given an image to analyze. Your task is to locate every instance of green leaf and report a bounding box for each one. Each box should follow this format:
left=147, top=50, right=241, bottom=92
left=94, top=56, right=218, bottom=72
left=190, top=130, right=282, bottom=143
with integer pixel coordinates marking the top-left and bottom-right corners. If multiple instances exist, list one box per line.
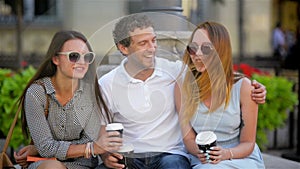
left=252, top=74, right=298, bottom=151
left=0, top=67, right=36, bottom=149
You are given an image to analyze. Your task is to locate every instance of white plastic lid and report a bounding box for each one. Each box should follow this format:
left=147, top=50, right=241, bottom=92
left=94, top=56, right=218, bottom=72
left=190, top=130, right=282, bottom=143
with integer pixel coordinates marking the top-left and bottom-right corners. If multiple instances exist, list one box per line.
left=106, top=123, right=124, bottom=131
left=195, top=131, right=217, bottom=145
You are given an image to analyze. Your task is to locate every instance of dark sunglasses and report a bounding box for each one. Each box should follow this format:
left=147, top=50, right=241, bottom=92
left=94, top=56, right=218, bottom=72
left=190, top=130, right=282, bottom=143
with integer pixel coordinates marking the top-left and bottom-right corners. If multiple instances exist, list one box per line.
left=186, top=42, right=213, bottom=56
left=57, top=51, right=95, bottom=64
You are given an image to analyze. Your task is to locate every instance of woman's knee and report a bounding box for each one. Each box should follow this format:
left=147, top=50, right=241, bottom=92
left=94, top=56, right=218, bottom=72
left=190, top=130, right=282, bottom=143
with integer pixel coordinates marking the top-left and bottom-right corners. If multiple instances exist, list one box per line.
left=37, top=160, right=66, bottom=169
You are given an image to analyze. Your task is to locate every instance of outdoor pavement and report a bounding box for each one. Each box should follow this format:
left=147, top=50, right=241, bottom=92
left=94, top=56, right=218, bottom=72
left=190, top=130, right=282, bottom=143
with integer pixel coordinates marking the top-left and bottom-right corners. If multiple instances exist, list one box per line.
left=262, top=153, right=300, bottom=169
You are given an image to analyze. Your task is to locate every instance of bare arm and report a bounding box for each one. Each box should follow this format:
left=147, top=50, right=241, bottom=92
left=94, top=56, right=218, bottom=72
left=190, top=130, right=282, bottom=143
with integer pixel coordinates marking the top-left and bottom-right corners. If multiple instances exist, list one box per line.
left=205, top=78, right=258, bottom=164
left=230, top=78, right=258, bottom=158
left=235, top=72, right=267, bottom=104
left=174, top=83, right=199, bottom=157
left=52, top=126, right=123, bottom=159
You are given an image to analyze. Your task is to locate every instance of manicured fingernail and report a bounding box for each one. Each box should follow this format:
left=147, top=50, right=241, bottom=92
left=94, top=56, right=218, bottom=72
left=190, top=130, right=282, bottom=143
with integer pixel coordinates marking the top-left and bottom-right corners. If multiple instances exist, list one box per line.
left=210, top=147, right=215, bottom=150
left=206, top=150, right=211, bottom=153
left=206, top=154, right=210, bottom=159
left=199, top=150, right=204, bottom=153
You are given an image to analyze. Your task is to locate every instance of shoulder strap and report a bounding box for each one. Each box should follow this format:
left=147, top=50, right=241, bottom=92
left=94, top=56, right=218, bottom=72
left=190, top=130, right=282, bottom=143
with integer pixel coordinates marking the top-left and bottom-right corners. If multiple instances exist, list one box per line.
left=234, top=72, right=245, bottom=83
left=1, top=104, right=21, bottom=153
left=35, top=81, right=50, bottom=118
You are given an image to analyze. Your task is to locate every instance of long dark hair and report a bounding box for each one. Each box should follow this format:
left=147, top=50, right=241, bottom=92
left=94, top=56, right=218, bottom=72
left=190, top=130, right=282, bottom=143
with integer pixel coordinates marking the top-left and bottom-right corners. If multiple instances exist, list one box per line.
left=19, top=30, right=111, bottom=138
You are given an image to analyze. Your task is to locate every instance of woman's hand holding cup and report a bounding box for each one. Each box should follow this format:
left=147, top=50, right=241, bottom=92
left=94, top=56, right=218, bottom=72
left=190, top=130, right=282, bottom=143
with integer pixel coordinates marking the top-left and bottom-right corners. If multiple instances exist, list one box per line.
left=195, top=131, right=231, bottom=164
left=195, top=131, right=217, bottom=164
left=94, top=123, right=124, bottom=154
left=105, top=123, right=124, bottom=152
left=200, top=146, right=230, bottom=164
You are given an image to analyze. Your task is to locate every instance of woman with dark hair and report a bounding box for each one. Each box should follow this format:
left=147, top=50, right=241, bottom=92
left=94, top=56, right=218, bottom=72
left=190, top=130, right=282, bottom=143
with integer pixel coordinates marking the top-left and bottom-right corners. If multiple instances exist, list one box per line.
left=176, top=22, right=265, bottom=168
left=14, top=30, right=122, bottom=169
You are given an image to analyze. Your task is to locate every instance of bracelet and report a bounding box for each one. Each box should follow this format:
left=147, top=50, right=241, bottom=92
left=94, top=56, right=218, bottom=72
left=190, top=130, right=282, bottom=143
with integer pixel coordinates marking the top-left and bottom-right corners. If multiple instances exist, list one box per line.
left=85, top=142, right=91, bottom=158
left=228, top=149, right=233, bottom=160
left=90, top=142, right=97, bottom=158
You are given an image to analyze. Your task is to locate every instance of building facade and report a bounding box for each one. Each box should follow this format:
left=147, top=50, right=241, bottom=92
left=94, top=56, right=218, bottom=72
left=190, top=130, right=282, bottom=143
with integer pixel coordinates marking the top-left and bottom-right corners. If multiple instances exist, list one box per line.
left=0, top=0, right=298, bottom=69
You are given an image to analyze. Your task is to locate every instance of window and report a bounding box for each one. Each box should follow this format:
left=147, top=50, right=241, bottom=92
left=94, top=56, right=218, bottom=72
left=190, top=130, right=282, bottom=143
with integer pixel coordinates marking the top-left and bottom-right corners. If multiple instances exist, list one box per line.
left=0, top=0, right=60, bottom=25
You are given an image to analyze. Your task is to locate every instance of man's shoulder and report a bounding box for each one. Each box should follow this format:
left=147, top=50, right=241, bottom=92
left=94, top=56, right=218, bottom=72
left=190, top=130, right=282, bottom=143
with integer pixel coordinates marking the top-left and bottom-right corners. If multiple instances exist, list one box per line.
left=156, top=57, right=183, bottom=67
left=98, top=66, right=120, bottom=85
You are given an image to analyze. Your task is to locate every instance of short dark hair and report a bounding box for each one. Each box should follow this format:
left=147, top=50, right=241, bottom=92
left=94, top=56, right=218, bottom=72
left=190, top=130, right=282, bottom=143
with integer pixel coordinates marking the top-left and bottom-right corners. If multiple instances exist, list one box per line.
left=113, top=13, right=154, bottom=47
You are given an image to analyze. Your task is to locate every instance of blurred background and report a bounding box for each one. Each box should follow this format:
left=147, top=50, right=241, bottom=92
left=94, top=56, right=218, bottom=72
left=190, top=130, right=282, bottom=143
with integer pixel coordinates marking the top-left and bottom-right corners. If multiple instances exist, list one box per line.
left=0, top=0, right=299, bottom=164
left=0, top=0, right=299, bottom=68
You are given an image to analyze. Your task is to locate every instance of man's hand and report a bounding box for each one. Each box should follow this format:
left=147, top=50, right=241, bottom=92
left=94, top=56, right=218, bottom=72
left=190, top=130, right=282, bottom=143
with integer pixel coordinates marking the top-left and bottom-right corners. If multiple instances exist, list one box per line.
left=251, top=80, right=267, bottom=104
left=100, top=152, right=125, bottom=169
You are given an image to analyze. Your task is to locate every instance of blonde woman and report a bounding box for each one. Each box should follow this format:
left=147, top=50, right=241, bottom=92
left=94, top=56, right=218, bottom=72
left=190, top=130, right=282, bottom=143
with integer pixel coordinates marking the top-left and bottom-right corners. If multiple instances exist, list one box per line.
left=175, top=22, right=265, bottom=168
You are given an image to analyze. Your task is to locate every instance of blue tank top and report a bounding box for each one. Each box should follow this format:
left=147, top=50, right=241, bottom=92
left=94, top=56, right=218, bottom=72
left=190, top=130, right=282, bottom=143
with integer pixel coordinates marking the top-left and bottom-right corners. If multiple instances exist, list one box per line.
left=190, top=78, right=244, bottom=145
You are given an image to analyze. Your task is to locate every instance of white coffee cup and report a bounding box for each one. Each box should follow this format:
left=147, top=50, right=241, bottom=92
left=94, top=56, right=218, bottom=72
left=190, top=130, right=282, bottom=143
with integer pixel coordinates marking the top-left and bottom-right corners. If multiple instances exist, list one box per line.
left=118, top=144, right=134, bottom=169
left=195, top=131, right=217, bottom=153
left=106, top=123, right=124, bottom=137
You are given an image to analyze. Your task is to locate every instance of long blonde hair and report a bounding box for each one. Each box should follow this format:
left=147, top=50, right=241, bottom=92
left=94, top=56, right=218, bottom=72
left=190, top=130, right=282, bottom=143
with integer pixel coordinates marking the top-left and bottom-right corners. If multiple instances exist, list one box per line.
left=180, top=22, right=234, bottom=123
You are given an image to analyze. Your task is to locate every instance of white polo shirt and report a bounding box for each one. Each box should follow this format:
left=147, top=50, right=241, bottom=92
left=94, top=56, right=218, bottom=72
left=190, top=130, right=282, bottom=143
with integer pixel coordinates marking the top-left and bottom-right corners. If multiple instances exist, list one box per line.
left=98, top=57, right=187, bottom=157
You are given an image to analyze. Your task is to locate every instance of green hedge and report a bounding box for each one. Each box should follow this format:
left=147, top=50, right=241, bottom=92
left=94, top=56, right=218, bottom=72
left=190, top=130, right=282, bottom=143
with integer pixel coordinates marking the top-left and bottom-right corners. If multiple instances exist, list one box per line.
left=253, top=74, right=298, bottom=151
left=0, top=66, right=298, bottom=151
left=0, top=66, right=36, bottom=149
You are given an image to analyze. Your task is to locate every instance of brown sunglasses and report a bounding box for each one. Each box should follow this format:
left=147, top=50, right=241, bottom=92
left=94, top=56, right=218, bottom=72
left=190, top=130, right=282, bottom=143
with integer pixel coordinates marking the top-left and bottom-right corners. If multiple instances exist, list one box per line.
left=186, top=42, right=213, bottom=56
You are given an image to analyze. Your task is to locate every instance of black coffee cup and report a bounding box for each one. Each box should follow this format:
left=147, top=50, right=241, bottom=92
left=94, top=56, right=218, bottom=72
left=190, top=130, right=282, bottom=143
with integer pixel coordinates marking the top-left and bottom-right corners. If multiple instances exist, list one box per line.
left=195, top=131, right=217, bottom=153
left=118, top=144, right=134, bottom=169
left=106, top=123, right=124, bottom=137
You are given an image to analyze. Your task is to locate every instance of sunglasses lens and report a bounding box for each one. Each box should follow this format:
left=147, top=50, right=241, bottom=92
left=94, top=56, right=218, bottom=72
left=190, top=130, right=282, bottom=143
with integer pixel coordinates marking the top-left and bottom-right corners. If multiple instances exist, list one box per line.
left=84, top=53, right=95, bottom=63
left=187, top=42, right=198, bottom=55
left=69, top=52, right=80, bottom=63
left=201, top=42, right=213, bottom=55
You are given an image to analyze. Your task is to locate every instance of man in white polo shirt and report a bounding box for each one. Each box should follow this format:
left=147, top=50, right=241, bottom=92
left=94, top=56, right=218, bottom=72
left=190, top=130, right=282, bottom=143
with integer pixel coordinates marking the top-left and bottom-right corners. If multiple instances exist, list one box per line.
left=98, top=13, right=189, bottom=169
left=98, top=13, right=267, bottom=169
